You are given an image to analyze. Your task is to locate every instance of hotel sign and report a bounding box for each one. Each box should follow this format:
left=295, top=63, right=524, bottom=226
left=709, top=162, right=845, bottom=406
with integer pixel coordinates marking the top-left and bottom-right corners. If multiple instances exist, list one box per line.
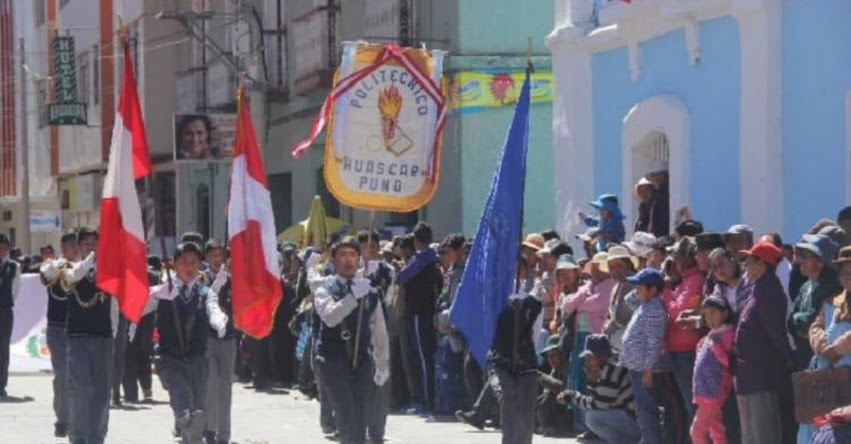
left=49, top=36, right=87, bottom=125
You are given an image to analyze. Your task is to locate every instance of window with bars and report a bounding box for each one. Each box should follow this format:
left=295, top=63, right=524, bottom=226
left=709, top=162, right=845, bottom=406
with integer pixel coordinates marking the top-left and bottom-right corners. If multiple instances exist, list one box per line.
left=77, top=52, right=89, bottom=104
left=92, top=44, right=99, bottom=105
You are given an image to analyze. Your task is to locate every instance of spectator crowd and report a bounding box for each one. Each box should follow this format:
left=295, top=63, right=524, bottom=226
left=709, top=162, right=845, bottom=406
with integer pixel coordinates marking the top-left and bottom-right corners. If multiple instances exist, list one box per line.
left=4, top=161, right=851, bottom=444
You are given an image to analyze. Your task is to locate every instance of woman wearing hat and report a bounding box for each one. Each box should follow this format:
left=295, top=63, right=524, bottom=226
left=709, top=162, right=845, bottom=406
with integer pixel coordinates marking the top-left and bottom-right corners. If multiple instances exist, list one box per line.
left=602, top=246, right=639, bottom=352
left=561, top=253, right=615, bottom=436
left=800, top=245, right=851, bottom=443
left=633, top=177, right=656, bottom=234
left=665, top=238, right=706, bottom=428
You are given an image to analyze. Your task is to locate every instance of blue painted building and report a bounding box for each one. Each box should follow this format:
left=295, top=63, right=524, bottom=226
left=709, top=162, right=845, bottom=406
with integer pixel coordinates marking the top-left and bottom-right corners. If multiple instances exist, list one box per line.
left=549, top=0, right=851, bottom=243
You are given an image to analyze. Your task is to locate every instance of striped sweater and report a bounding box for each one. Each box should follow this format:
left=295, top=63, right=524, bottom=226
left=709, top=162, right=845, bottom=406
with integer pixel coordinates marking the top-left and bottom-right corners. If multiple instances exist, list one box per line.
left=570, top=361, right=635, bottom=411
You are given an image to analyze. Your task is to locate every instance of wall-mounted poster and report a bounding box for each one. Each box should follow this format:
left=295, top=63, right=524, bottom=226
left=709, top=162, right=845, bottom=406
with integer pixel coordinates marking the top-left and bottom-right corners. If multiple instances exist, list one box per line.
left=173, top=113, right=237, bottom=162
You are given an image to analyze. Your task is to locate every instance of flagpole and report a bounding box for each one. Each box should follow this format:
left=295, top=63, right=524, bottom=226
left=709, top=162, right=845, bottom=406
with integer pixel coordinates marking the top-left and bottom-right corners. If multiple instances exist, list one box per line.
left=514, top=38, right=532, bottom=294
left=352, top=209, right=376, bottom=370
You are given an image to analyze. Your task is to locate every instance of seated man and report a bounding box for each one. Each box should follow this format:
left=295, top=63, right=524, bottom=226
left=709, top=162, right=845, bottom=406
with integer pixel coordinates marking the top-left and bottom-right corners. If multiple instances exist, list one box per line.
left=536, top=335, right=571, bottom=437
left=558, top=334, right=640, bottom=444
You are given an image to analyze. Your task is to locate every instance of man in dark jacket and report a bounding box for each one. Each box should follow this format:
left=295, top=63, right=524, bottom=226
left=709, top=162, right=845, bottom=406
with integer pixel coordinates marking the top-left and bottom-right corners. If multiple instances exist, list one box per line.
left=646, top=160, right=669, bottom=238
left=735, top=241, right=792, bottom=444
left=397, top=222, right=443, bottom=413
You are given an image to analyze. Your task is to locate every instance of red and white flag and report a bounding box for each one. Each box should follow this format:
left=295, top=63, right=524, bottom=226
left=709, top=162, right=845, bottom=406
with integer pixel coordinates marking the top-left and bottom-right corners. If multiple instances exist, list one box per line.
left=96, top=37, right=151, bottom=324
left=228, top=85, right=283, bottom=339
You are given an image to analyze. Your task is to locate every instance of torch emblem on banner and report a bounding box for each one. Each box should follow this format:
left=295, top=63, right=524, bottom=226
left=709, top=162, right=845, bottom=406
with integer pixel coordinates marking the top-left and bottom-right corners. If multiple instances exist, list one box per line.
left=378, top=85, right=413, bottom=157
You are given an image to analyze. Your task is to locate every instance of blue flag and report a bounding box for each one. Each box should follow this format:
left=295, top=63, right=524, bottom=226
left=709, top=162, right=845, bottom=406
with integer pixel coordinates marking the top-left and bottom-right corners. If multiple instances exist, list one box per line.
left=450, top=68, right=531, bottom=368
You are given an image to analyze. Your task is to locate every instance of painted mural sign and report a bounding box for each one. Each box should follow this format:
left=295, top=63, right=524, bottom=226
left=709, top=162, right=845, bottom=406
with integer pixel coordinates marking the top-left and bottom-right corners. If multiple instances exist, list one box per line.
left=293, top=43, right=446, bottom=212
left=49, top=36, right=87, bottom=126
left=10, top=274, right=51, bottom=372
left=450, top=70, right=554, bottom=113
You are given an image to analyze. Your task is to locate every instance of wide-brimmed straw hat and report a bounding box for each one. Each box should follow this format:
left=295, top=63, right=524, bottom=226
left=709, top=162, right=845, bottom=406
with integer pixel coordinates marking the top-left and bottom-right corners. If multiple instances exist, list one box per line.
left=606, top=245, right=640, bottom=270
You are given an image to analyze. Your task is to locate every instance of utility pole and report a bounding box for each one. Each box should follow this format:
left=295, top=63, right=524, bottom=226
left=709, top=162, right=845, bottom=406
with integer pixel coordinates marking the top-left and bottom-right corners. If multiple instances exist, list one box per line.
left=19, top=37, right=31, bottom=254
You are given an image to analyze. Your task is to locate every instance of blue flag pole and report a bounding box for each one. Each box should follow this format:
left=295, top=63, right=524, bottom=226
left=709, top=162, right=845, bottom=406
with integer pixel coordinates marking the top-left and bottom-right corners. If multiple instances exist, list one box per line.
left=449, top=63, right=533, bottom=368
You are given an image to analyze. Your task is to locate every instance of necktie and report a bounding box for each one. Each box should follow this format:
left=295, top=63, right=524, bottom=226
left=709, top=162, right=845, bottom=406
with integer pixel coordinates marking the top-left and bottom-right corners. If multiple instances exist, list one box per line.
left=346, top=279, right=353, bottom=295
left=179, top=284, right=190, bottom=303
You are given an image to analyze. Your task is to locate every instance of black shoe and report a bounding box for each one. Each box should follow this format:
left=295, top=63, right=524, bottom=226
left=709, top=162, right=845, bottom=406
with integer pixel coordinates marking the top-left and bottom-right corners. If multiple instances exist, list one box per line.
left=203, top=430, right=216, bottom=444
left=454, top=410, right=485, bottom=431
left=0, top=388, right=6, bottom=398
left=54, top=423, right=68, bottom=437
left=111, top=396, right=122, bottom=407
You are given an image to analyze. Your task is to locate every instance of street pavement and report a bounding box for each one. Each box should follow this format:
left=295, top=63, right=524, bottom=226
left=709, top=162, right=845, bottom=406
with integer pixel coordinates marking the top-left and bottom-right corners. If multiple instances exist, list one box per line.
left=1, top=373, right=578, bottom=444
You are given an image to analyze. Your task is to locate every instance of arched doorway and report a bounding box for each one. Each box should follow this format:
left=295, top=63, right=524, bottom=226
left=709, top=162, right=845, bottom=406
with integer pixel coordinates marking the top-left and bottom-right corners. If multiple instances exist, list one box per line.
left=622, top=95, right=690, bottom=235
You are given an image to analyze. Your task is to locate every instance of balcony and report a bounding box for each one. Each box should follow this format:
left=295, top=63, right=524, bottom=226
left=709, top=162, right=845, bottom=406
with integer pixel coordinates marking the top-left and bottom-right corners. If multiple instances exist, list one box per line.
left=291, top=6, right=338, bottom=96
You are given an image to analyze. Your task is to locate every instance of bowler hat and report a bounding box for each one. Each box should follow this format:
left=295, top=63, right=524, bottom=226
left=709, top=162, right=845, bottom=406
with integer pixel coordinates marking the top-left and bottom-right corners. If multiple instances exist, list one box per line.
left=541, top=334, right=562, bottom=355
left=579, top=334, right=613, bottom=359
left=795, top=234, right=839, bottom=263
left=695, top=232, right=725, bottom=252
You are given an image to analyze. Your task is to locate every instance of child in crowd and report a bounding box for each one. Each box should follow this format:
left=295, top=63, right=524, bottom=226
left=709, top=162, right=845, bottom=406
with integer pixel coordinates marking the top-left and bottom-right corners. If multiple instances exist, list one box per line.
left=579, top=193, right=626, bottom=252
left=620, top=268, right=669, bottom=444
left=691, top=295, right=736, bottom=444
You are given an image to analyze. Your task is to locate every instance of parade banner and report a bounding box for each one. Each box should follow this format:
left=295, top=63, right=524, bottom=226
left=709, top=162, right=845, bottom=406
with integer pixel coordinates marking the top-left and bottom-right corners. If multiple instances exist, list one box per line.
left=292, top=43, right=446, bottom=212
left=10, top=274, right=51, bottom=373
left=450, top=70, right=554, bottom=113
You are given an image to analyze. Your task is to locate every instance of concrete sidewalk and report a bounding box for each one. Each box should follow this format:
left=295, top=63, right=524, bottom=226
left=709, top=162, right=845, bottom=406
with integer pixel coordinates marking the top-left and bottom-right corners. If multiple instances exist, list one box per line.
left=1, top=374, right=578, bottom=444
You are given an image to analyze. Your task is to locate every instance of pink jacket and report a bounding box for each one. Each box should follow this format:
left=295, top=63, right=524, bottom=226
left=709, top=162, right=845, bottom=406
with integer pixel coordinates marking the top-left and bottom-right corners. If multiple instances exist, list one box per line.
left=562, top=278, right=616, bottom=334
left=663, top=268, right=705, bottom=352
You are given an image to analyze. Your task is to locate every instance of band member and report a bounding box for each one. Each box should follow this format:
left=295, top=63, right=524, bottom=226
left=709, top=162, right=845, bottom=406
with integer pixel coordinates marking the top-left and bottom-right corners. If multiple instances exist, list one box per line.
left=358, top=229, right=396, bottom=444
left=143, top=241, right=228, bottom=444
left=0, top=233, right=19, bottom=399
left=314, top=236, right=390, bottom=444
left=38, top=231, right=77, bottom=437
left=61, top=227, right=116, bottom=444
left=202, top=239, right=236, bottom=444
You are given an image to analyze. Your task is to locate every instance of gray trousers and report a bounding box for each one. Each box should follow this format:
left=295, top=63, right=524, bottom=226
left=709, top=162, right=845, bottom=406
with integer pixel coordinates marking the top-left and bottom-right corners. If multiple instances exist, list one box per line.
left=737, top=391, right=782, bottom=444
left=46, top=326, right=69, bottom=426
left=205, top=338, right=236, bottom=441
left=112, top=317, right=128, bottom=400
left=315, top=353, right=375, bottom=444
left=495, top=369, right=537, bottom=444
left=736, top=392, right=783, bottom=444
left=156, top=354, right=208, bottom=417
left=67, top=336, right=113, bottom=444
left=367, top=380, right=390, bottom=442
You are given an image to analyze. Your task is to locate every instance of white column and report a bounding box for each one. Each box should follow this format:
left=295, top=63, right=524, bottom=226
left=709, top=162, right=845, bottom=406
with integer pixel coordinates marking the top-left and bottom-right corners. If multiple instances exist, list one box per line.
left=733, top=0, right=783, bottom=235
left=548, top=28, right=595, bottom=244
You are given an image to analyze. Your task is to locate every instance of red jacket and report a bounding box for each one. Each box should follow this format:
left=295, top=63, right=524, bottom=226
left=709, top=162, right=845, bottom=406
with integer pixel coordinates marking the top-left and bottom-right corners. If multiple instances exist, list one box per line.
left=663, top=268, right=705, bottom=352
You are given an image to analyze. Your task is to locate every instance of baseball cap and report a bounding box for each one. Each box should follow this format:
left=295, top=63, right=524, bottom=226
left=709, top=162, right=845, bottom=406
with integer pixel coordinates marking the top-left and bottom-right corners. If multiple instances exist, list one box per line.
left=626, top=267, right=665, bottom=288
left=740, top=240, right=783, bottom=266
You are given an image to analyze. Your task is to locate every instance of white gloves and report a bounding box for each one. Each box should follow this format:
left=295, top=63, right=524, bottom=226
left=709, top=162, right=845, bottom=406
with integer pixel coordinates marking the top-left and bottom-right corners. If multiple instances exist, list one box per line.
left=211, top=267, right=228, bottom=292
left=508, top=292, right=528, bottom=301
left=366, top=260, right=378, bottom=277
left=305, top=252, right=321, bottom=271
left=216, top=325, right=227, bottom=339
left=69, top=252, right=96, bottom=282
left=351, top=278, right=371, bottom=300
left=40, top=260, right=60, bottom=281
left=374, top=369, right=389, bottom=387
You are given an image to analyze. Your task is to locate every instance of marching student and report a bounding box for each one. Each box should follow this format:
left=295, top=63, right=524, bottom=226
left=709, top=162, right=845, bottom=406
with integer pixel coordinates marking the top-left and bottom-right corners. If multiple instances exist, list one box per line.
left=143, top=241, right=229, bottom=444
left=38, top=231, right=77, bottom=437
left=313, top=236, right=390, bottom=444
left=359, top=229, right=396, bottom=444
left=202, top=239, right=237, bottom=444
left=60, top=227, right=117, bottom=444
left=0, top=233, right=20, bottom=400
